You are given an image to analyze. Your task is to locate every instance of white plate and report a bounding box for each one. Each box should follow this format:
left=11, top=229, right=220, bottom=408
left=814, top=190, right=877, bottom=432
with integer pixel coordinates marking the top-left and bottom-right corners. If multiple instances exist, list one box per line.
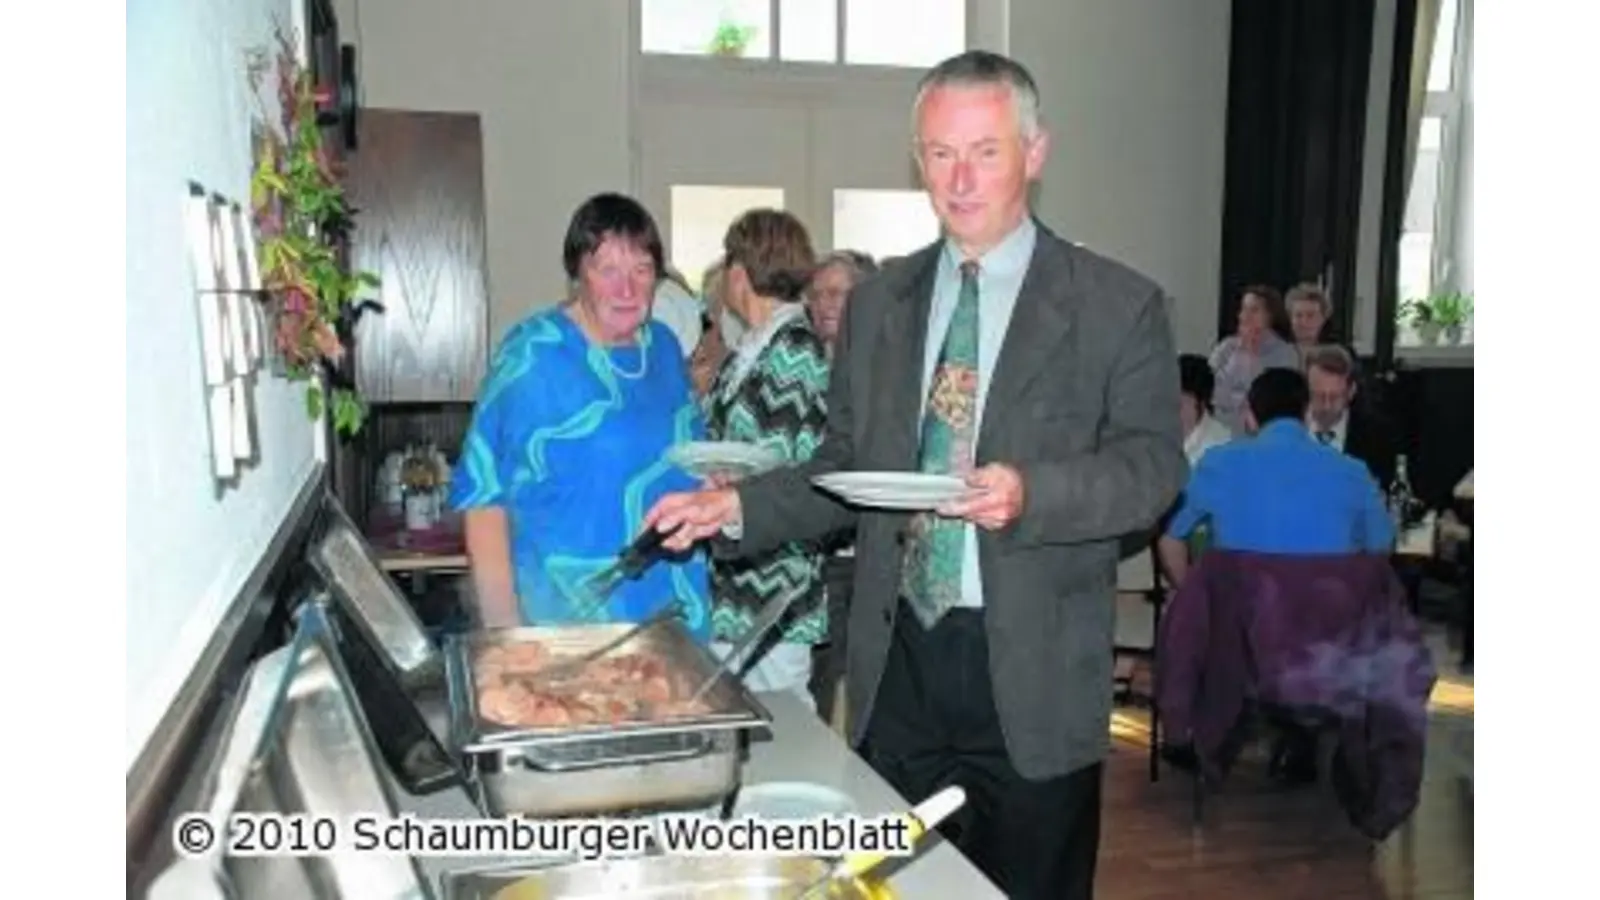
left=812, top=472, right=968, bottom=510
left=729, top=781, right=857, bottom=820
left=666, top=441, right=785, bottom=478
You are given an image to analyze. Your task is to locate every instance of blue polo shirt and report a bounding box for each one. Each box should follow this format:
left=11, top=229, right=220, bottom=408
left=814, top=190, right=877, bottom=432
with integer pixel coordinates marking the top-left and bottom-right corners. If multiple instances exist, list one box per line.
left=1165, top=419, right=1395, bottom=554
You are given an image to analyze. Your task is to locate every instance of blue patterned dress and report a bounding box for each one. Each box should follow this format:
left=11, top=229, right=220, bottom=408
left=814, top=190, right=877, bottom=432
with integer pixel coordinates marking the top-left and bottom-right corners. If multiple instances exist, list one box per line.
left=449, top=307, right=713, bottom=641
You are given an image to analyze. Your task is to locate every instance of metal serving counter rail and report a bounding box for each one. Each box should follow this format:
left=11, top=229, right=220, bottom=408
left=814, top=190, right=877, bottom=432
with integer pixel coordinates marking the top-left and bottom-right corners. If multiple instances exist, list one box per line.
left=145, top=597, right=432, bottom=899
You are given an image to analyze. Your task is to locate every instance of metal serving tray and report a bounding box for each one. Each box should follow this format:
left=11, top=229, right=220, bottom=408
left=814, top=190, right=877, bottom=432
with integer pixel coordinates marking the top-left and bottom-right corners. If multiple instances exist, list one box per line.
left=447, top=622, right=772, bottom=752
left=146, top=596, right=432, bottom=900
left=444, top=622, right=772, bottom=818
left=308, top=492, right=441, bottom=687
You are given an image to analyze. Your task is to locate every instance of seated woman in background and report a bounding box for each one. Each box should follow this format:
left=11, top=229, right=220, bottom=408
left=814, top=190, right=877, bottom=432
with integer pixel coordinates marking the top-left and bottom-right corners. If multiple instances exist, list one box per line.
left=1208, top=284, right=1301, bottom=432
left=449, top=192, right=711, bottom=640
left=1179, top=353, right=1233, bottom=466
left=1287, top=281, right=1364, bottom=382
left=1286, top=282, right=1332, bottom=353
left=704, top=209, right=831, bottom=706
left=802, top=249, right=877, bottom=724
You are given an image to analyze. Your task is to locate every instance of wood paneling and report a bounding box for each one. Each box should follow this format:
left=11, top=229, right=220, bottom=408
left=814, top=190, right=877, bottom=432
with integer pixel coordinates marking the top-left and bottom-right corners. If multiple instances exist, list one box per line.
left=346, top=109, right=489, bottom=403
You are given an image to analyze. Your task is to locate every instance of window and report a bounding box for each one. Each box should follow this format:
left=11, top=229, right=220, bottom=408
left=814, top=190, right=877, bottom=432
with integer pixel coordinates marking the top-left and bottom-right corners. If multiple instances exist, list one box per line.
left=640, top=0, right=965, bottom=68
left=1397, top=0, right=1472, bottom=348
left=668, top=184, right=786, bottom=290
left=643, top=0, right=771, bottom=60
left=832, top=189, right=941, bottom=261
left=844, top=0, right=965, bottom=68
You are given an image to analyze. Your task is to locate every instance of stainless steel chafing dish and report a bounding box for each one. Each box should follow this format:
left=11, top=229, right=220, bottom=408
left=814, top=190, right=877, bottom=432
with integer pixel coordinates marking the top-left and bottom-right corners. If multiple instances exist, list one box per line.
left=307, top=492, right=461, bottom=796
left=146, top=596, right=433, bottom=900
left=445, top=623, right=773, bottom=819
left=442, top=854, right=891, bottom=900
left=308, top=493, right=441, bottom=688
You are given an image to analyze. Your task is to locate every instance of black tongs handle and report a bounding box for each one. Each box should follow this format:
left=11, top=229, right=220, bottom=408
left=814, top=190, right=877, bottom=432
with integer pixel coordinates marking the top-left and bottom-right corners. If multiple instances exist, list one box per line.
left=616, top=524, right=680, bottom=580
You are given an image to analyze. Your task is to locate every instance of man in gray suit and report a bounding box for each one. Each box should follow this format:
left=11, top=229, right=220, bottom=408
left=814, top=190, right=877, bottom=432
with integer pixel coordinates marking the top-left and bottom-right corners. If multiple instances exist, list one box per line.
left=647, top=50, right=1185, bottom=899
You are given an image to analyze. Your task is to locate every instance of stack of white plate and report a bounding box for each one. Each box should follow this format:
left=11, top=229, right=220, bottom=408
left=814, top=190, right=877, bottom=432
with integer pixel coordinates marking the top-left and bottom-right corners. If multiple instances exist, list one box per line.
left=666, top=441, right=785, bottom=479
left=811, top=472, right=968, bottom=511
left=729, top=781, right=857, bottom=820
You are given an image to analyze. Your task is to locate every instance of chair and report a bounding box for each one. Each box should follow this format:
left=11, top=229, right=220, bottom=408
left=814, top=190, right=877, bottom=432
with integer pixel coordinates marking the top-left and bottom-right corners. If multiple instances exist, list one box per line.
left=1152, top=550, right=1436, bottom=836
left=1112, top=538, right=1169, bottom=782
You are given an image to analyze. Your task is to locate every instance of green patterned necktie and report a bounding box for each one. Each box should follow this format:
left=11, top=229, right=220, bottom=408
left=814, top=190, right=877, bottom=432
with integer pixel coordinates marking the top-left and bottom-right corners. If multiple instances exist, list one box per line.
left=900, top=260, right=981, bottom=628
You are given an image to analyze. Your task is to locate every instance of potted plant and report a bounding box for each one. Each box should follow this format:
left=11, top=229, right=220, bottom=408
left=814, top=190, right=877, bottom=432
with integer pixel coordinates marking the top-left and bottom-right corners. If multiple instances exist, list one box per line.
left=1399, top=297, right=1440, bottom=345
left=708, top=19, right=757, bottom=57
left=1398, top=293, right=1474, bottom=347
left=247, top=26, right=382, bottom=437
left=1431, top=292, right=1474, bottom=345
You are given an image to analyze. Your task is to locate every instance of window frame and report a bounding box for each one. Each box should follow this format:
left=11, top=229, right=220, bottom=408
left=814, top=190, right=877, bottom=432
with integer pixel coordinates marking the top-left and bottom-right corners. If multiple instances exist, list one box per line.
left=636, top=0, right=985, bottom=73
left=1397, top=0, right=1473, bottom=354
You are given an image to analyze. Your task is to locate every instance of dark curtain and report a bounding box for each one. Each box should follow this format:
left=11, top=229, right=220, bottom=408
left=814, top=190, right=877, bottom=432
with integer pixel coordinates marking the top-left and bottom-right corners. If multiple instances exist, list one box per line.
left=1217, top=0, right=1375, bottom=345
left=1374, top=0, right=1421, bottom=369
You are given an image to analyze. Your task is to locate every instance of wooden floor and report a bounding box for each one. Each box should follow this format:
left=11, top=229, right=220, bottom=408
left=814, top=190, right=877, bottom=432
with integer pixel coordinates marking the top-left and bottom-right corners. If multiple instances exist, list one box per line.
left=1098, top=655, right=1473, bottom=897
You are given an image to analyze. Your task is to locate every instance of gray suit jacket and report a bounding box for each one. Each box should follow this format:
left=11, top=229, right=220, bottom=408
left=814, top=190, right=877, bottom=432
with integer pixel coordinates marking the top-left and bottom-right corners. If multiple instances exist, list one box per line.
left=732, top=222, right=1187, bottom=780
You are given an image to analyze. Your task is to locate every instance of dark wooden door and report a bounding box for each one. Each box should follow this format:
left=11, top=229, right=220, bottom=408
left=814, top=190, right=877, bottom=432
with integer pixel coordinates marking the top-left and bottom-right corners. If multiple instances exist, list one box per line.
left=346, top=109, right=489, bottom=402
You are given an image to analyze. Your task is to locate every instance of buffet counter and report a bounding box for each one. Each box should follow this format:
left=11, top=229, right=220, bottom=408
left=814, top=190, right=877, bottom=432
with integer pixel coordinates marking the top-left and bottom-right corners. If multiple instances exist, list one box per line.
left=130, top=489, right=1003, bottom=899
left=398, top=690, right=1003, bottom=898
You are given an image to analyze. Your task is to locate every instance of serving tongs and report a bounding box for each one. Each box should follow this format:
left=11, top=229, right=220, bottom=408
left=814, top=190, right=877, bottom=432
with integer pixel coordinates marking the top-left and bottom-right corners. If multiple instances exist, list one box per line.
left=518, top=526, right=684, bottom=686
left=686, top=582, right=808, bottom=705
left=583, top=523, right=680, bottom=600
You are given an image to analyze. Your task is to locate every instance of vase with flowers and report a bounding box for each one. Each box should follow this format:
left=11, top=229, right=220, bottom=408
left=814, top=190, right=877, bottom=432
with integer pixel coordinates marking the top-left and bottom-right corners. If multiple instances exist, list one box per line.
left=246, top=26, right=382, bottom=437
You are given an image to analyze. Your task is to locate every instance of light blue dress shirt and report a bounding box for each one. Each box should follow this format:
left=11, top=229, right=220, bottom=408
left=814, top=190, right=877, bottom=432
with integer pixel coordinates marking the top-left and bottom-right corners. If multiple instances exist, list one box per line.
left=917, top=217, right=1038, bottom=609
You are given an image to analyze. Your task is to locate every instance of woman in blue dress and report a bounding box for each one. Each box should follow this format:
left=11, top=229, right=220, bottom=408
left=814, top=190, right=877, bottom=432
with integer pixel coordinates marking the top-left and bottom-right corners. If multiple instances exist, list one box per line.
left=449, top=193, right=712, bottom=641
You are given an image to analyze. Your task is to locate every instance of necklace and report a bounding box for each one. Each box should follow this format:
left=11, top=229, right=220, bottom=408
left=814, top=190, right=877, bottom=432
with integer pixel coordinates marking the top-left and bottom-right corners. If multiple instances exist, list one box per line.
left=599, top=342, right=649, bottom=380
left=568, top=303, right=650, bottom=380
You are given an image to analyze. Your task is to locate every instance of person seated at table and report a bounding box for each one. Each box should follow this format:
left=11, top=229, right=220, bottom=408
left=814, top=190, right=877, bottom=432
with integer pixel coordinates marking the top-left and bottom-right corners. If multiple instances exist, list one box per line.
left=1158, top=367, right=1394, bottom=588
left=1179, top=353, right=1233, bottom=467
left=449, top=192, right=712, bottom=639
left=1208, top=285, right=1302, bottom=433
left=1305, top=344, right=1399, bottom=492
left=703, top=208, right=832, bottom=707
left=1158, top=367, right=1395, bottom=781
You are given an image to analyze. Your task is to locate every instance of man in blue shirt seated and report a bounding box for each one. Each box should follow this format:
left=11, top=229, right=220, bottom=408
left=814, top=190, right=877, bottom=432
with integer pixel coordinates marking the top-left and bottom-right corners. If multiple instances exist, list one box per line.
left=1156, top=366, right=1395, bottom=782
left=1158, top=366, right=1395, bottom=586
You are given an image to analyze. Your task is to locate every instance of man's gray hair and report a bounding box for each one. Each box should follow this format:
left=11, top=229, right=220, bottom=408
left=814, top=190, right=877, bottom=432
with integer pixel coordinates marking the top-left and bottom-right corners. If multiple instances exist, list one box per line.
left=1304, top=344, right=1356, bottom=380
left=913, top=50, right=1043, bottom=139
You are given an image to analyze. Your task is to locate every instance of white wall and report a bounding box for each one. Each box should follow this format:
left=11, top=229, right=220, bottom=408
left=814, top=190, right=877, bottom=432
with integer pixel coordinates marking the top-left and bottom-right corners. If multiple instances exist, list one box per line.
left=338, top=0, right=1230, bottom=353
left=332, top=0, right=634, bottom=342
left=1010, top=0, right=1232, bottom=353
left=126, top=0, right=321, bottom=770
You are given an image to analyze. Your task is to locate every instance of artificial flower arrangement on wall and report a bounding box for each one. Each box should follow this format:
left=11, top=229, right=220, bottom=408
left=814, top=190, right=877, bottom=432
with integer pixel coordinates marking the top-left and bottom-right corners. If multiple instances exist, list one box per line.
left=247, top=25, right=381, bottom=437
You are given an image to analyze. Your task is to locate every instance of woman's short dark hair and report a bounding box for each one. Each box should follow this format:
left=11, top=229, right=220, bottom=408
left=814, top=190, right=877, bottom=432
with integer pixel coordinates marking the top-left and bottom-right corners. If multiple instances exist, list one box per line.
left=723, top=208, right=816, bottom=302
left=562, top=192, right=665, bottom=281
left=1241, top=283, right=1291, bottom=340
left=1178, top=353, right=1214, bottom=410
